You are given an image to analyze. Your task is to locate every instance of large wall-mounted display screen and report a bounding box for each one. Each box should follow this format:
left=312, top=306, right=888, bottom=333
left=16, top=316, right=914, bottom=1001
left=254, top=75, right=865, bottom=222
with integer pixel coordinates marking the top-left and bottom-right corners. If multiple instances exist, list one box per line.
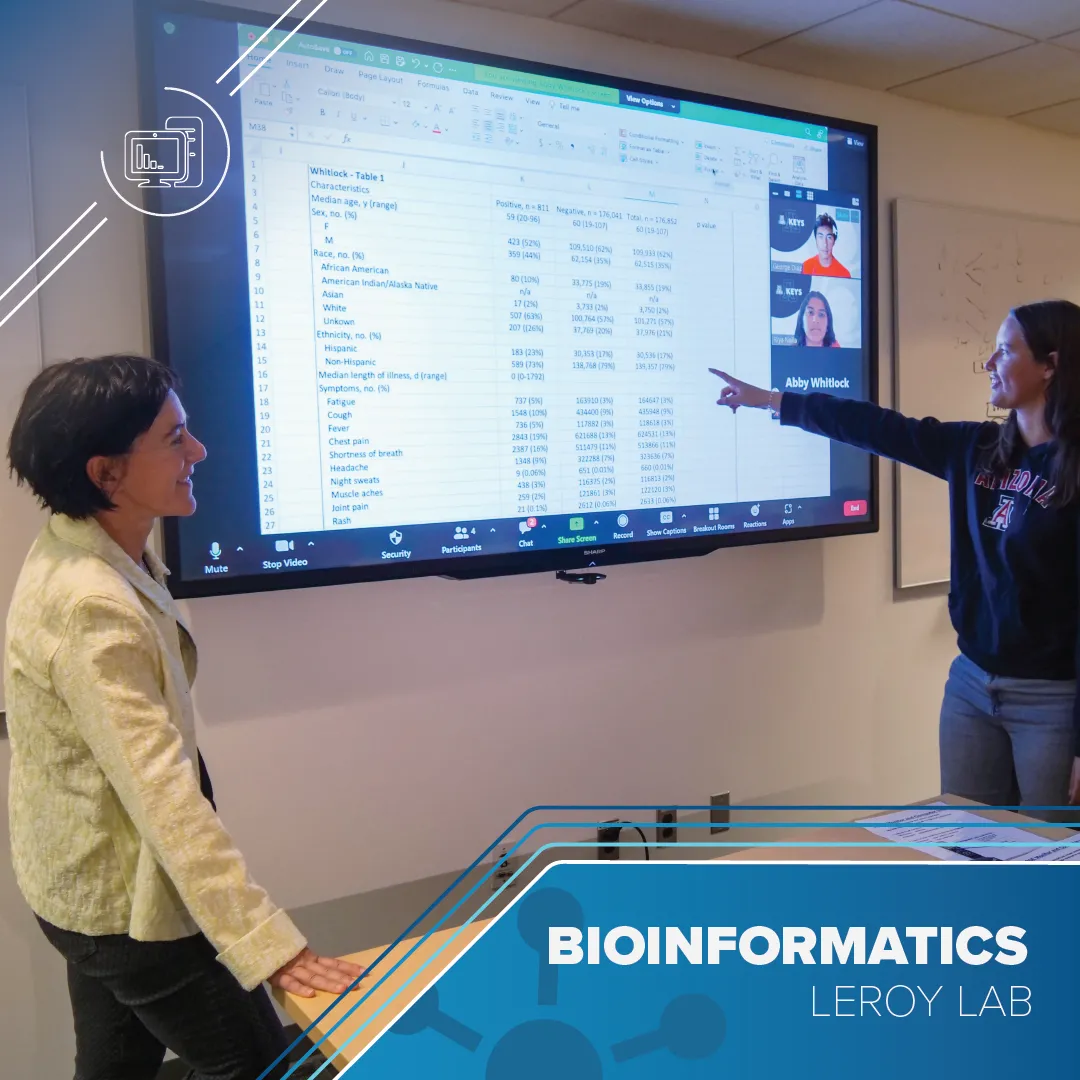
left=141, top=2, right=878, bottom=597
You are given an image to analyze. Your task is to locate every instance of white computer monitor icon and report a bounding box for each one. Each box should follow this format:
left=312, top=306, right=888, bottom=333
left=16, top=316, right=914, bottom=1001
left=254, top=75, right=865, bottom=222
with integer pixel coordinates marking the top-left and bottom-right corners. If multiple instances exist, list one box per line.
left=125, top=130, right=187, bottom=188
left=124, top=117, right=203, bottom=189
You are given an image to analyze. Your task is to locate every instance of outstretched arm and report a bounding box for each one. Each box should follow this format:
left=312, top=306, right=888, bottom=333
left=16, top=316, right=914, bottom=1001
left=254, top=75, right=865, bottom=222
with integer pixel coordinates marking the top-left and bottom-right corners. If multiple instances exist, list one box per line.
left=710, top=369, right=973, bottom=481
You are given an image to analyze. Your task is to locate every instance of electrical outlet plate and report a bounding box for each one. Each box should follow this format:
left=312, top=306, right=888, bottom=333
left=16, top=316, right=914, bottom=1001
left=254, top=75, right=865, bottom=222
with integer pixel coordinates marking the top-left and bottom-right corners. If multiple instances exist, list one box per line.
left=710, top=791, right=730, bottom=834
left=491, top=845, right=514, bottom=891
left=656, top=807, right=677, bottom=846
left=597, top=819, right=621, bottom=860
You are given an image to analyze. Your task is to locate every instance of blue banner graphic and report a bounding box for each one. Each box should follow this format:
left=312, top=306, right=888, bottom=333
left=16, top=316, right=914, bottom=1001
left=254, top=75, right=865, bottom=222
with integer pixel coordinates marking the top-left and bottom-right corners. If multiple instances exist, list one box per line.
left=342, top=861, right=1079, bottom=1077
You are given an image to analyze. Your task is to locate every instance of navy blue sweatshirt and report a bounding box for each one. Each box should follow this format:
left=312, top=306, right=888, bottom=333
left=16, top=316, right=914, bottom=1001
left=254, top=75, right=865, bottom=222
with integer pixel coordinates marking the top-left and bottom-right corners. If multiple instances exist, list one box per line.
left=780, top=393, right=1080, bottom=752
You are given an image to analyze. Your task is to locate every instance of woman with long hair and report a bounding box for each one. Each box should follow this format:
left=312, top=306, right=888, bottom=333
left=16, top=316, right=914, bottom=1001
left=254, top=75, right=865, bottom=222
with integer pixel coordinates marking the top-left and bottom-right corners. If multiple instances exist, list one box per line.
left=712, top=299, right=1080, bottom=817
left=794, top=289, right=840, bottom=348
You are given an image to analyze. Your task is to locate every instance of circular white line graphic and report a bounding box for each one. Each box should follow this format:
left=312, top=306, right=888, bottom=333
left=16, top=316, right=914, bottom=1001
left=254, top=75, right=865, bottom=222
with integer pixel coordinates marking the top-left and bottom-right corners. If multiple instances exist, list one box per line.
left=100, top=86, right=231, bottom=218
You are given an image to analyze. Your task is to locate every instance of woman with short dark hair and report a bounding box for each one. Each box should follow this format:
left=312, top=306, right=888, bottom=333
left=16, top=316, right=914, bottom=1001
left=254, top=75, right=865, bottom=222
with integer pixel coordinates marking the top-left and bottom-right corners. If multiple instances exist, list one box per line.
left=5, top=355, right=362, bottom=1080
left=711, top=300, right=1080, bottom=818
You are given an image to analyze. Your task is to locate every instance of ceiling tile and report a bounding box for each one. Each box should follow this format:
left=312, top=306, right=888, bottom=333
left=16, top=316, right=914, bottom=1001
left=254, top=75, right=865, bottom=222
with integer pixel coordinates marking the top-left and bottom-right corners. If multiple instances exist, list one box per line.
left=1014, top=97, right=1080, bottom=135
left=450, top=0, right=582, bottom=16
left=913, top=0, right=1080, bottom=40
left=741, top=0, right=1029, bottom=91
left=1053, top=29, right=1080, bottom=51
left=893, top=42, right=1080, bottom=115
left=553, top=0, right=875, bottom=59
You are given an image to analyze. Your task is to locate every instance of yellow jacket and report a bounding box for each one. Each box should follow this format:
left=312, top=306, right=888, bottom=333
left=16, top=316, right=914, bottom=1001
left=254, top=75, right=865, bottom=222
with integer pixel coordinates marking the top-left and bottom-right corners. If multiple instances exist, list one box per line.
left=4, top=515, right=306, bottom=990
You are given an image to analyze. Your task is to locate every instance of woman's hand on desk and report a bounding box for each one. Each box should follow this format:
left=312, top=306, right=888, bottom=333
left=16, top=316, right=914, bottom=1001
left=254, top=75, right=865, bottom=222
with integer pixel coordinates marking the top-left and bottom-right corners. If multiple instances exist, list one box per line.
left=1068, top=757, right=1080, bottom=805
left=269, top=947, right=366, bottom=998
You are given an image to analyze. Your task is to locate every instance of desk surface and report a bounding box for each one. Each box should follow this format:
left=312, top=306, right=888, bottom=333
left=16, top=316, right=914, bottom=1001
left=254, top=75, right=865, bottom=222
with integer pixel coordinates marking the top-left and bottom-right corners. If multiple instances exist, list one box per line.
left=274, top=796, right=1074, bottom=1067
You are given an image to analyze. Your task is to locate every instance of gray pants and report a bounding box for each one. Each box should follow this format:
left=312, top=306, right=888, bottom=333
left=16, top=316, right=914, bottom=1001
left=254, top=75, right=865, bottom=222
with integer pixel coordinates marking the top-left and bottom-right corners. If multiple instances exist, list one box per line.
left=939, top=652, right=1076, bottom=821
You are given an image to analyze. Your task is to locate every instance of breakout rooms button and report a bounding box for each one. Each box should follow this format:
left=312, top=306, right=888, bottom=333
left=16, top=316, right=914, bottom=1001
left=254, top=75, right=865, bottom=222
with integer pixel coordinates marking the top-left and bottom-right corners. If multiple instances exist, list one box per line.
left=844, top=500, right=868, bottom=516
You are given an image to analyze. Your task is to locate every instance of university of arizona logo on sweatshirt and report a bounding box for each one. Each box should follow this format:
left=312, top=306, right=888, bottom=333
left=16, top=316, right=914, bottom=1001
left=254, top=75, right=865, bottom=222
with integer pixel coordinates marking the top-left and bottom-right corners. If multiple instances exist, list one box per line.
left=974, top=467, right=1055, bottom=532
left=982, top=494, right=1015, bottom=532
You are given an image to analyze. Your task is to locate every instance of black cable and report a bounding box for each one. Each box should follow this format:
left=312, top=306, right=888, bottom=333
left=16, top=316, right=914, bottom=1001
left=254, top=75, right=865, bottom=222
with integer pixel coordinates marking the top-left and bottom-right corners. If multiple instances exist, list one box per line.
left=624, top=824, right=650, bottom=860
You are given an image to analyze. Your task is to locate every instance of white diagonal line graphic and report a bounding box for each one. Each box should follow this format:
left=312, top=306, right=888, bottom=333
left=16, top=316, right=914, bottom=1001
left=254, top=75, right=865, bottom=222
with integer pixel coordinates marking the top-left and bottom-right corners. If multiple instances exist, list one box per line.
left=0, top=217, right=108, bottom=331
left=0, top=201, right=97, bottom=308
left=216, top=0, right=307, bottom=84
left=230, top=0, right=330, bottom=97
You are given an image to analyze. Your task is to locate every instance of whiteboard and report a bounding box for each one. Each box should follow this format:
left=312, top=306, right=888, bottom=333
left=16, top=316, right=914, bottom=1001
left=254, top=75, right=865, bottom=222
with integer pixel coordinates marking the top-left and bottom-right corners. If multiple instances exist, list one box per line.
left=893, top=198, right=1080, bottom=588
left=0, top=85, right=46, bottom=712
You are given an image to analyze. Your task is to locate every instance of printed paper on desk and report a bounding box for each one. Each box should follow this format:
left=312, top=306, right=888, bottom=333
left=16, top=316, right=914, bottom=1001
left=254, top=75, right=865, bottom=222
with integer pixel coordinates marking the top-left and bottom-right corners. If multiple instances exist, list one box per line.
left=858, top=804, right=1080, bottom=862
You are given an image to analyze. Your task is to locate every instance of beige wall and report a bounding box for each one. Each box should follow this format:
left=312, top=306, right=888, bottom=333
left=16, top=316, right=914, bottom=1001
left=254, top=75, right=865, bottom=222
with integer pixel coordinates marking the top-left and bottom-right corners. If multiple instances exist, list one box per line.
left=5, top=0, right=1080, bottom=1071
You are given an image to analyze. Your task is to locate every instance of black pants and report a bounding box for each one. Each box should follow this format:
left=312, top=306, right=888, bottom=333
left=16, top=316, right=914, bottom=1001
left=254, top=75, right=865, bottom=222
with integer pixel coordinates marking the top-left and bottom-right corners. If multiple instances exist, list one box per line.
left=38, top=917, right=296, bottom=1080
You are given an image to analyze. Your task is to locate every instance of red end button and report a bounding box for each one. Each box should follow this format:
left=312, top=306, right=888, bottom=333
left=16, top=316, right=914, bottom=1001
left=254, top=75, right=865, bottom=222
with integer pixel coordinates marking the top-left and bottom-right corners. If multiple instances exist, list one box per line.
left=843, top=500, right=868, bottom=517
